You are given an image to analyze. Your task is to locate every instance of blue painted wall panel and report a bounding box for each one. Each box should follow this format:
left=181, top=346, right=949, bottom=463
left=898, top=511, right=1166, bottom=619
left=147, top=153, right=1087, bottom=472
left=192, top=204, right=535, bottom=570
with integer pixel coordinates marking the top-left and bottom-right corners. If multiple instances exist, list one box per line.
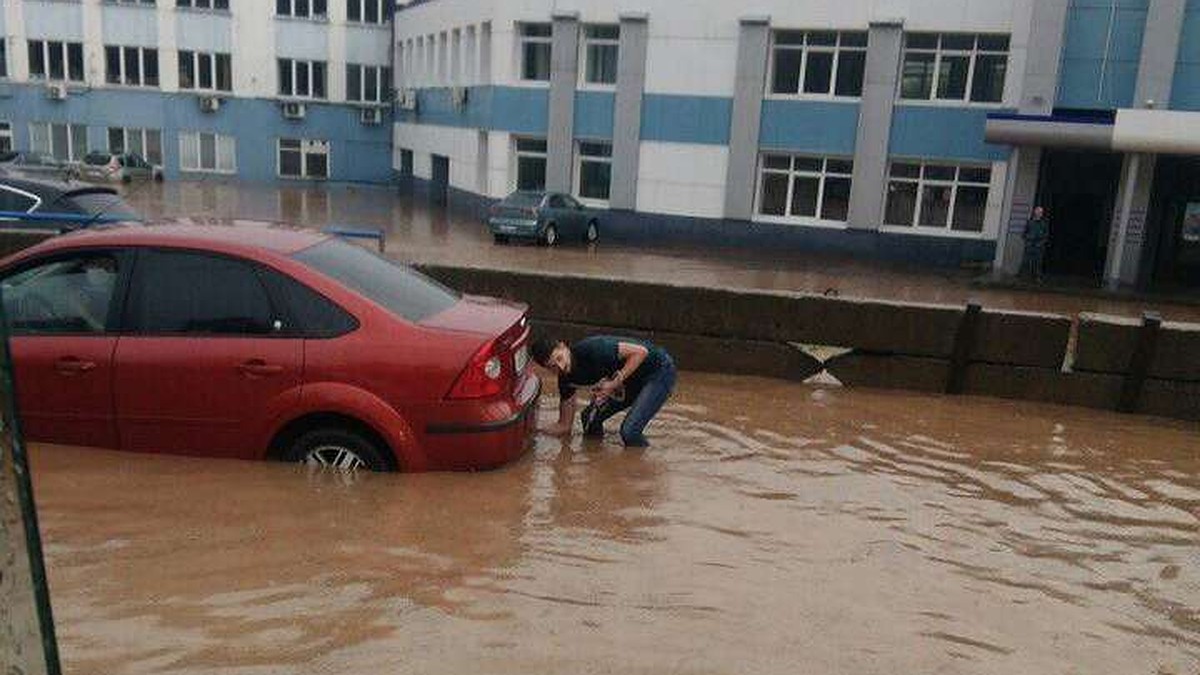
left=758, top=100, right=859, bottom=156
left=639, top=94, right=731, bottom=145
left=573, top=90, right=615, bottom=140
left=488, top=86, right=549, bottom=135
left=1058, top=0, right=1149, bottom=109
left=1171, top=0, right=1200, bottom=109
left=889, top=106, right=1011, bottom=161
left=0, top=85, right=394, bottom=183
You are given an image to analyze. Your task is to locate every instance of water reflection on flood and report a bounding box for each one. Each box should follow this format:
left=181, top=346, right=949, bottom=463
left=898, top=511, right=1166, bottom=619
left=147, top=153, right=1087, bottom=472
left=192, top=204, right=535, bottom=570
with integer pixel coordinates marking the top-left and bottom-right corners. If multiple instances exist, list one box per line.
left=31, top=374, right=1199, bottom=675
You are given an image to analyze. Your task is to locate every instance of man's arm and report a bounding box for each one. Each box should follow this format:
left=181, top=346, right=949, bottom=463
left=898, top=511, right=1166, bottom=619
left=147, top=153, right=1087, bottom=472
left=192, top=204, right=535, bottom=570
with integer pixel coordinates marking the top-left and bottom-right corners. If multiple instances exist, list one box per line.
left=595, top=342, right=649, bottom=399
left=541, top=393, right=578, bottom=436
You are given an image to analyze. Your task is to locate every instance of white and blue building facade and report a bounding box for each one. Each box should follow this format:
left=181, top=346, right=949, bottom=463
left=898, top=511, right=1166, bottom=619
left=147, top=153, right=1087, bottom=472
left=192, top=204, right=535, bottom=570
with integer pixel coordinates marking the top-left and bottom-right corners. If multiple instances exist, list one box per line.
left=0, top=0, right=397, bottom=185
left=392, top=0, right=1200, bottom=289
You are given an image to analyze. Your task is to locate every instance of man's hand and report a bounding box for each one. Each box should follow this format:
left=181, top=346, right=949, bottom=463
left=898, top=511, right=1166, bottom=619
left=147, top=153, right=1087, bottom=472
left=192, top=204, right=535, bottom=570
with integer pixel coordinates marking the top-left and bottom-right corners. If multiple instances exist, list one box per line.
left=592, top=378, right=621, bottom=403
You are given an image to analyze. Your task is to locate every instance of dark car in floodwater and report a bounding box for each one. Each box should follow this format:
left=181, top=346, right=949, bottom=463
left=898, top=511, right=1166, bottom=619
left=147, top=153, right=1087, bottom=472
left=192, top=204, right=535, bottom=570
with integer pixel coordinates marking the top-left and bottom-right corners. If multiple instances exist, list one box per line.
left=0, top=174, right=140, bottom=230
left=487, top=190, right=600, bottom=246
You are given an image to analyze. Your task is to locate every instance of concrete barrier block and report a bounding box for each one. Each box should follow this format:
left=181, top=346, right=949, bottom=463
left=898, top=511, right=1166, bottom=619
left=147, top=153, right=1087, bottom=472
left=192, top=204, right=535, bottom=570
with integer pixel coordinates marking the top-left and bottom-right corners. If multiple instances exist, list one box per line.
left=530, top=320, right=824, bottom=382
left=1074, top=313, right=1139, bottom=375
left=1075, top=313, right=1200, bottom=381
left=971, top=310, right=1070, bottom=368
left=420, top=265, right=962, bottom=358
left=964, top=363, right=1122, bottom=410
left=823, top=353, right=949, bottom=393
left=1140, top=378, right=1200, bottom=421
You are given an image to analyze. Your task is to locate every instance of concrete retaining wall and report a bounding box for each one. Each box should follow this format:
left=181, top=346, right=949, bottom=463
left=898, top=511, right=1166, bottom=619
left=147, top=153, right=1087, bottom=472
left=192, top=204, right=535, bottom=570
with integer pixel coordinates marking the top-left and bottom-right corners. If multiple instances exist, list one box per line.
left=419, top=264, right=1200, bottom=422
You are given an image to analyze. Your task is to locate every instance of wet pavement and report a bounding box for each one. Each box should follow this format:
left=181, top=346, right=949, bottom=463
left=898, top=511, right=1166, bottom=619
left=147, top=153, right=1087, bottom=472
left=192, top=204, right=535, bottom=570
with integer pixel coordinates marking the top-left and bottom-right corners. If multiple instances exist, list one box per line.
left=120, top=181, right=1200, bottom=323
left=32, top=374, right=1200, bottom=675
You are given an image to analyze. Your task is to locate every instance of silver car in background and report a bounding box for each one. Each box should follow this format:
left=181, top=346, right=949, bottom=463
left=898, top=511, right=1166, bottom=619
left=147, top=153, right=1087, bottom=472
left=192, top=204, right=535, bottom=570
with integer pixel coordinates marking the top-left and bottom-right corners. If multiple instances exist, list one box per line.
left=80, top=152, right=164, bottom=184
left=486, top=190, right=601, bottom=246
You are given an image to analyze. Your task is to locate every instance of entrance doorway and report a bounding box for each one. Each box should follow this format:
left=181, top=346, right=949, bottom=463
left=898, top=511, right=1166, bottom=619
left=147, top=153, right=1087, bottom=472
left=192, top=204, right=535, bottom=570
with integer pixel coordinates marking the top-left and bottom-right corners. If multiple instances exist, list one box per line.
left=431, top=154, right=449, bottom=206
left=1037, top=151, right=1124, bottom=279
left=1143, top=156, right=1200, bottom=289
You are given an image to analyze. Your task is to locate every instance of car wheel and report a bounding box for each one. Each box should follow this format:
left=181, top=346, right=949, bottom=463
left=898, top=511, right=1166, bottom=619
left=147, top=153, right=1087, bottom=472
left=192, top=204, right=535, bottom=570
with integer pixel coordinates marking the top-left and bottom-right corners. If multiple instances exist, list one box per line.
left=585, top=220, right=599, bottom=244
left=541, top=223, right=559, bottom=247
left=493, top=233, right=509, bottom=244
left=284, top=428, right=392, bottom=472
left=154, top=172, right=164, bottom=183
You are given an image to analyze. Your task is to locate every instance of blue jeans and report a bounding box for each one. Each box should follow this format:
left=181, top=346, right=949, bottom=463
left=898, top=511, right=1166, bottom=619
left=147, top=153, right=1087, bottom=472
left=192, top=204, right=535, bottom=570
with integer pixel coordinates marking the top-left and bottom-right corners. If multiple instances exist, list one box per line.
left=581, top=357, right=677, bottom=447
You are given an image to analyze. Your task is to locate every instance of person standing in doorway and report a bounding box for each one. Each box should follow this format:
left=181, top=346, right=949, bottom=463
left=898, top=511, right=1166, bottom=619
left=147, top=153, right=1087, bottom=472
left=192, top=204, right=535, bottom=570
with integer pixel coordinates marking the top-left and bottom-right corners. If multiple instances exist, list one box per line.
left=1022, top=205, right=1050, bottom=283
left=531, top=335, right=677, bottom=448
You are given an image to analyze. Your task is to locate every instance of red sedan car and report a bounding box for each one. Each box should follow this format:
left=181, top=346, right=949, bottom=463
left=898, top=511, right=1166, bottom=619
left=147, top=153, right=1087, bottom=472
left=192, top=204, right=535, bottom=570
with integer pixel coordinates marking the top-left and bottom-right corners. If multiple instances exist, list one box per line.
left=0, top=221, right=540, bottom=472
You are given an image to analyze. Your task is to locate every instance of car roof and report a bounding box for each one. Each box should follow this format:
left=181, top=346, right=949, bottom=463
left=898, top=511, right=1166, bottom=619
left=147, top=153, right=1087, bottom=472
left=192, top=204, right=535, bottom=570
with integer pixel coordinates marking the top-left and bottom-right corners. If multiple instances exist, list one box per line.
left=19, top=219, right=332, bottom=257
left=0, top=174, right=117, bottom=202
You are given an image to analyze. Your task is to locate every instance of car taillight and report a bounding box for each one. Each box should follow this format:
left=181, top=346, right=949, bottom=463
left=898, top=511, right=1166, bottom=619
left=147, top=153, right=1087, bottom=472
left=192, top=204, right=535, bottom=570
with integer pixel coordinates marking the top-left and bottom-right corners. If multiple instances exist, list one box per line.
left=446, top=338, right=507, bottom=400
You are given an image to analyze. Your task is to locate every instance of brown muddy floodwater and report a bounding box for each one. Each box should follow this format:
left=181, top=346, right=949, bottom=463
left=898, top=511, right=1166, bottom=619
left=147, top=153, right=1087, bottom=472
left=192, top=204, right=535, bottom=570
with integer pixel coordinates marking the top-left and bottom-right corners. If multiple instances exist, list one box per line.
left=31, top=374, right=1200, bottom=675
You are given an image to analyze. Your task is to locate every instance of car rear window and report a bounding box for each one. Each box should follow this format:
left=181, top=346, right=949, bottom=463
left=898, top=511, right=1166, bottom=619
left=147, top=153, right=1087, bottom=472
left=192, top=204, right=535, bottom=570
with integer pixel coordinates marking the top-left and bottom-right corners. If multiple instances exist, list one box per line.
left=84, top=153, right=114, bottom=166
left=503, top=192, right=542, bottom=208
left=51, top=191, right=141, bottom=221
left=294, top=238, right=459, bottom=323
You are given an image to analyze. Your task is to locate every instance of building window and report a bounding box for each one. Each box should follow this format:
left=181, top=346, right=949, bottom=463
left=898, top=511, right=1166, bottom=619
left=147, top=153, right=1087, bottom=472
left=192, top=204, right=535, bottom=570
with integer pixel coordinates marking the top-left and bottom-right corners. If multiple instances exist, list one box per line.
left=178, top=50, right=232, bottom=92
left=278, top=58, right=327, bottom=99
left=179, top=131, right=236, bottom=173
left=576, top=141, right=612, bottom=202
left=105, top=46, right=159, bottom=87
left=399, top=148, right=413, bottom=176
left=347, top=0, right=389, bottom=24
left=0, top=123, right=12, bottom=152
left=900, top=33, right=1009, bottom=104
left=346, top=63, right=391, bottom=103
left=278, top=138, right=329, bottom=179
left=514, top=137, right=546, bottom=191
left=884, top=162, right=991, bottom=232
left=176, top=0, right=230, bottom=9
left=520, top=23, right=551, bottom=82
left=770, top=30, right=867, bottom=98
left=582, top=25, right=619, bottom=86
left=108, top=127, right=163, bottom=165
left=29, top=122, right=88, bottom=162
left=28, top=40, right=85, bottom=82
left=109, top=0, right=157, bottom=5
left=276, top=0, right=326, bottom=19
left=1, top=39, right=7, bottom=78
left=757, top=154, right=853, bottom=222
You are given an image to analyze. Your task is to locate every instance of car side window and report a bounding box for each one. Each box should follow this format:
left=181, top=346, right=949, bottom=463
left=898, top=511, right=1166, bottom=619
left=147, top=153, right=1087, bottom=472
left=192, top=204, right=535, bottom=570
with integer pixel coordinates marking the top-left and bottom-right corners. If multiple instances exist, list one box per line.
left=565, top=196, right=582, bottom=209
left=548, top=195, right=566, bottom=209
left=129, top=250, right=278, bottom=336
left=1, top=254, right=120, bottom=335
left=0, top=186, right=39, bottom=214
left=258, top=267, right=358, bottom=338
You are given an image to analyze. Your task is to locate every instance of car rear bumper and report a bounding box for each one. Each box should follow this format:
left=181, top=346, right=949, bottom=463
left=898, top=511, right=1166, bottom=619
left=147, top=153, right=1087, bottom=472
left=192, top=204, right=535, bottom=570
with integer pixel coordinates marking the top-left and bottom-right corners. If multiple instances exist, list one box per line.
left=421, top=373, right=541, bottom=471
left=487, top=217, right=541, bottom=237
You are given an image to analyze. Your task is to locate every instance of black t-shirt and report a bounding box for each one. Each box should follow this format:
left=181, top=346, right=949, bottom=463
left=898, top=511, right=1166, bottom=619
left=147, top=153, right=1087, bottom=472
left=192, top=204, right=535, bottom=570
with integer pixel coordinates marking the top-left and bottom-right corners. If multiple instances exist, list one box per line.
left=557, top=335, right=667, bottom=400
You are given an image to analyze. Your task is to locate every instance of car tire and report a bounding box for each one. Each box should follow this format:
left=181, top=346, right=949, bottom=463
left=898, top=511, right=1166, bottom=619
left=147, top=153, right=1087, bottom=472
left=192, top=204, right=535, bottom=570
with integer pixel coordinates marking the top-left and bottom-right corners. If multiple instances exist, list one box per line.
left=154, top=173, right=164, bottom=183
left=493, top=233, right=509, bottom=244
left=541, top=224, right=559, bottom=247
left=284, top=427, right=393, bottom=472
left=585, top=220, right=599, bottom=244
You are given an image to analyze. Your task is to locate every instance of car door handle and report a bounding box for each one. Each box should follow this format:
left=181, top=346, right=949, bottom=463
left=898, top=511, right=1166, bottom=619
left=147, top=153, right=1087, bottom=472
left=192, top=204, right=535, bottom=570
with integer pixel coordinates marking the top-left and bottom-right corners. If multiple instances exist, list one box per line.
left=55, top=357, right=97, bottom=375
left=237, top=360, right=284, bottom=377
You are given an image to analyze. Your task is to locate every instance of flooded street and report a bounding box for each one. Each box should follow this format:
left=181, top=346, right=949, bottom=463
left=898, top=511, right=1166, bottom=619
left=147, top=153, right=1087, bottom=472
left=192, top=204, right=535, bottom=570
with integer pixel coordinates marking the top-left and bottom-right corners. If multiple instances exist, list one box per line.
left=31, top=374, right=1200, bottom=675
left=121, top=182, right=1200, bottom=322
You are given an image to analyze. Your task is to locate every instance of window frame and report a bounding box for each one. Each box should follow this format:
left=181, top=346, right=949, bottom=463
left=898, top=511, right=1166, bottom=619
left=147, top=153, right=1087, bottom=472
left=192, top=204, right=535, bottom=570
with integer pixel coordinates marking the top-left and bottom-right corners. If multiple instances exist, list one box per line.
left=107, top=127, right=163, bottom=165
left=277, top=138, right=330, bottom=180
left=882, top=160, right=994, bottom=235
left=178, top=130, right=236, bottom=174
left=0, top=122, right=12, bottom=153
left=767, top=30, right=868, bottom=100
left=574, top=140, right=613, bottom=206
left=898, top=32, right=1010, bottom=105
left=275, top=0, right=327, bottom=20
left=175, top=0, right=231, bottom=11
left=104, top=45, right=160, bottom=87
left=755, top=153, right=855, bottom=226
left=580, top=24, right=620, bottom=88
left=513, top=136, right=547, bottom=192
left=178, top=50, right=232, bottom=93
left=29, top=122, right=88, bottom=162
left=518, top=23, right=552, bottom=84
left=28, top=40, right=86, bottom=83
left=345, top=63, right=391, bottom=103
left=278, top=58, right=328, bottom=100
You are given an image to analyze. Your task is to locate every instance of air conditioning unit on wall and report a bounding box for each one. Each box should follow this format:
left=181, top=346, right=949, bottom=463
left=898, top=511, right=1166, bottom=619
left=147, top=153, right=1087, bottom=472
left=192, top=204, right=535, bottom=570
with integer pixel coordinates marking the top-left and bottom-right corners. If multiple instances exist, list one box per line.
left=282, top=101, right=307, bottom=120
left=359, top=107, right=383, bottom=125
left=199, top=96, right=221, bottom=113
left=450, top=86, right=468, bottom=109
left=397, top=89, right=418, bottom=111
left=45, top=83, right=68, bottom=101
